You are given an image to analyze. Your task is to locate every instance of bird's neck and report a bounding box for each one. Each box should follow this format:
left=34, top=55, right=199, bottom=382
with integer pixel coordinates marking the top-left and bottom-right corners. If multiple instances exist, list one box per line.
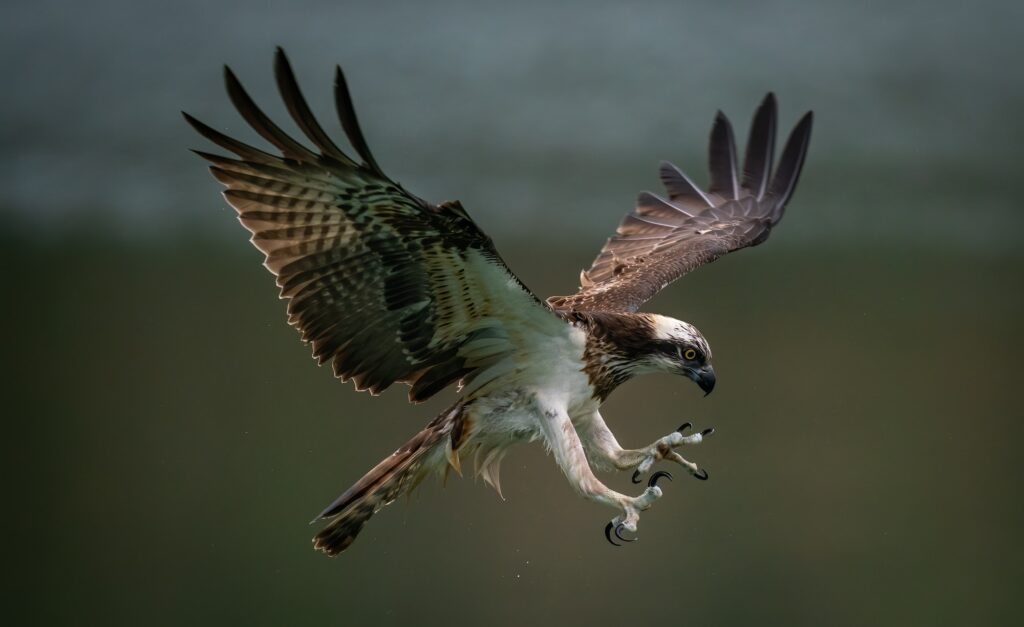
left=576, top=312, right=656, bottom=401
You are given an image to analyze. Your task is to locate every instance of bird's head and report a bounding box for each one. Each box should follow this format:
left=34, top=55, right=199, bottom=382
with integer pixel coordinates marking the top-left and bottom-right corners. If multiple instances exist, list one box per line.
left=642, top=314, right=716, bottom=395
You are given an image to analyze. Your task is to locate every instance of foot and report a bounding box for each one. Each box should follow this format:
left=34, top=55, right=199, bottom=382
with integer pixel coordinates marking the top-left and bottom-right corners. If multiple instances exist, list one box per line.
left=630, top=422, right=714, bottom=483
left=604, top=471, right=672, bottom=546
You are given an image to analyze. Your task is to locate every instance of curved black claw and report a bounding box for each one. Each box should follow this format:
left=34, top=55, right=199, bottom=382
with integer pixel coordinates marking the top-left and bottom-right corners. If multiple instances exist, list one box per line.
left=604, top=521, right=638, bottom=546
left=605, top=521, right=620, bottom=546
left=677, top=422, right=693, bottom=433
left=701, top=427, right=715, bottom=436
left=693, top=467, right=709, bottom=481
left=631, top=470, right=643, bottom=484
left=614, top=523, right=638, bottom=543
left=648, top=470, right=673, bottom=487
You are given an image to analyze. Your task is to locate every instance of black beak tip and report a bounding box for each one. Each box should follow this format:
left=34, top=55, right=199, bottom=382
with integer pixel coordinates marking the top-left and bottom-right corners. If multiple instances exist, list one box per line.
left=696, top=367, right=716, bottom=396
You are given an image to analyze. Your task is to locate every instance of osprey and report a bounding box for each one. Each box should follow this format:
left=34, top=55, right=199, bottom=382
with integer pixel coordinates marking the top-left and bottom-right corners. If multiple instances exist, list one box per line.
left=186, top=48, right=812, bottom=556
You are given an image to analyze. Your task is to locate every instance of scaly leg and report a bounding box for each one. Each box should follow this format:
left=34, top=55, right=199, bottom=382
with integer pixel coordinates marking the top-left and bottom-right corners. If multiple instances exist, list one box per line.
left=578, top=411, right=714, bottom=482
left=535, top=400, right=668, bottom=545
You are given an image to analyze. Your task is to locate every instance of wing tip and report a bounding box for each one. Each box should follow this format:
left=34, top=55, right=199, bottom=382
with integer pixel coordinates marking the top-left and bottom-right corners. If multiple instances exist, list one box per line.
left=181, top=110, right=204, bottom=130
left=765, top=107, right=814, bottom=212
left=222, top=64, right=239, bottom=87
left=272, top=46, right=289, bottom=75
left=272, top=46, right=353, bottom=164
left=658, top=161, right=714, bottom=208
left=332, top=63, right=384, bottom=176
left=708, top=110, right=739, bottom=199
left=636, top=189, right=660, bottom=204
left=743, top=92, right=778, bottom=199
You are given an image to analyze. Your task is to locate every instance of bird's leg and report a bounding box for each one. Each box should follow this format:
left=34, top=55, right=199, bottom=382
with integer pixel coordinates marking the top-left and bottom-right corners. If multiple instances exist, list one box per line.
left=578, top=411, right=713, bottom=482
left=535, top=400, right=663, bottom=542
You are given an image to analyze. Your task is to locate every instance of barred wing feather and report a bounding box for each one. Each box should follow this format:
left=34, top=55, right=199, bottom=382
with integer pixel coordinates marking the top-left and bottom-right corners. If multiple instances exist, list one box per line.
left=186, top=48, right=559, bottom=402
left=548, top=94, right=812, bottom=313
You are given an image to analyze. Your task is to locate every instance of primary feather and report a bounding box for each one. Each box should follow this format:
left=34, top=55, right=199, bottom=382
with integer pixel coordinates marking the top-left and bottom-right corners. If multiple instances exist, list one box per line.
left=186, top=48, right=559, bottom=402
left=548, top=94, right=813, bottom=313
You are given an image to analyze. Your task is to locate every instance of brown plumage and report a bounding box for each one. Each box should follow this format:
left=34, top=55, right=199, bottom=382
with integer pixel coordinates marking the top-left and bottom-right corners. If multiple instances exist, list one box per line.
left=547, top=94, right=813, bottom=313
left=573, top=312, right=658, bottom=401
left=312, top=402, right=469, bottom=556
left=186, top=48, right=813, bottom=557
left=185, top=48, right=547, bottom=403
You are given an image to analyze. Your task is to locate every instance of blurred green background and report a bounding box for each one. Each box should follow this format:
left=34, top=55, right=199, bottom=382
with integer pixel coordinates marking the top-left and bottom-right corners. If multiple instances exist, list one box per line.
left=4, top=0, right=1022, bottom=625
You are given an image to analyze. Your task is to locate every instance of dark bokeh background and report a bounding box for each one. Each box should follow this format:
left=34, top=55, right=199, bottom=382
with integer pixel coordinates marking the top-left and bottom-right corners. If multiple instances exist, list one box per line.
left=4, top=1, right=1022, bottom=625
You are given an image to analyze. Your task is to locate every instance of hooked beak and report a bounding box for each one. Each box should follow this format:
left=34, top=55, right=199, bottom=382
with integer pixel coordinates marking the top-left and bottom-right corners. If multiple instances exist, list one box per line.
left=688, top=365, right=716, bottom=396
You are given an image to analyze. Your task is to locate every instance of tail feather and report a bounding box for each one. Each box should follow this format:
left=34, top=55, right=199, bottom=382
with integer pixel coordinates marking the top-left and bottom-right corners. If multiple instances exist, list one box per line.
left=311, top=402, right=469, bottom=556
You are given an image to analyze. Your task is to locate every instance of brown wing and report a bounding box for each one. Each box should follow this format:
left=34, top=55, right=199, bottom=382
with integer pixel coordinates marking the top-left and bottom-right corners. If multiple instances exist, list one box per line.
left=548, top=94, right=813, bottom=313
left=185, top=48, right=560, bottom=402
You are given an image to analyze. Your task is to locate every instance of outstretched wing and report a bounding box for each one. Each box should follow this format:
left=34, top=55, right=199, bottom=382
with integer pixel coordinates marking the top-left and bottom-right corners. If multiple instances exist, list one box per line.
left=186, top=48, right=560, bottom=402
left=548, top=94, right=813, bottom=313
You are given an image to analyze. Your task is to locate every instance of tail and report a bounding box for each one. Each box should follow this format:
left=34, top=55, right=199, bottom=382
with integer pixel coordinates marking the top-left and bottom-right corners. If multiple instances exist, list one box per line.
left=311, top=401, right=471, bottom=556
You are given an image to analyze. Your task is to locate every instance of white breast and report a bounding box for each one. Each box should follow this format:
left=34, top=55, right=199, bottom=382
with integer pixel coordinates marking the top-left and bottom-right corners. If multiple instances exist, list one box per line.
left=461, top=322, right=597, bottom=496
left=479, top=322, right=596, bottom=422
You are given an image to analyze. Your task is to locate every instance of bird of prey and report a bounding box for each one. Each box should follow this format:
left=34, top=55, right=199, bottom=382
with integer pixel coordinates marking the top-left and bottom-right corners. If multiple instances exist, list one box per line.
left=185, top=48, right=812, bottom=556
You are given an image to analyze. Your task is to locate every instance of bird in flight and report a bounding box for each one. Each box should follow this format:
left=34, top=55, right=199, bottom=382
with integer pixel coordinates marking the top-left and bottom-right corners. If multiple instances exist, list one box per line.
left=185, top=48, right=812, bottom=556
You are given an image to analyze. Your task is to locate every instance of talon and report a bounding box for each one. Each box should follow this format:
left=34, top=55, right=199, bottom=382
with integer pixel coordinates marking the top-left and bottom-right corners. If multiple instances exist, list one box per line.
left=701, top=427, right=715, bottom=436
left=648, top=470, right=673, bottom=487
left=614, top=523, right=637, bottom=543
left=693, top=468, right=709, bottom=481
left=605, top=521, right=620, bottom=546
left=676, top=422, right=692, bottom=433
left=631, top=470, right=643, bottom=484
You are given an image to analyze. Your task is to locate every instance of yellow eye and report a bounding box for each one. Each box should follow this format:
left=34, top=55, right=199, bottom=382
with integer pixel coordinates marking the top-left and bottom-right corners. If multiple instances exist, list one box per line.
left=683, top=348, right=697, bottom=360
